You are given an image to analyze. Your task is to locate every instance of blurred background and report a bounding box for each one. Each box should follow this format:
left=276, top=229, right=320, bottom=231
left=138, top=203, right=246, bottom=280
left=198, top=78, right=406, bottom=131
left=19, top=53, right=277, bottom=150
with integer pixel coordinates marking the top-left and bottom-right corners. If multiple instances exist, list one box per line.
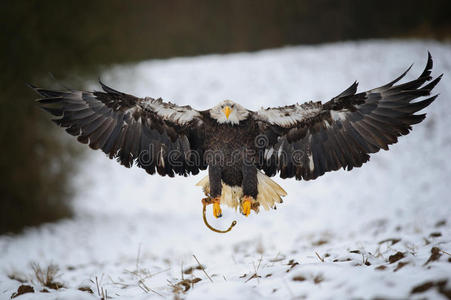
left=1, top=0, right=450, bottom=234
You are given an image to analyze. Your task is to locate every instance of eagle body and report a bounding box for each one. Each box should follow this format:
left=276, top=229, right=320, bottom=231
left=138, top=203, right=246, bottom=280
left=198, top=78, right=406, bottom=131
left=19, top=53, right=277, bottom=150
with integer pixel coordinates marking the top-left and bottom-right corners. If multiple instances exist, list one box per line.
left=202, top=117, right=259, bottom=193
left=31, top=53, right=442, bottom=218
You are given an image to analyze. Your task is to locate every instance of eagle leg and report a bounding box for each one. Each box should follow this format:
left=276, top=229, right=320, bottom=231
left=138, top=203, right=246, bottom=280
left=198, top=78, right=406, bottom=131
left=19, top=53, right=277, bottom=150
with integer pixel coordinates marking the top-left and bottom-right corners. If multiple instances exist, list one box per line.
left=206, top=164, right=223, bottom=218
left=240, top=196, right=257, bottom=217
left=202, top=197, right=222, bottom=218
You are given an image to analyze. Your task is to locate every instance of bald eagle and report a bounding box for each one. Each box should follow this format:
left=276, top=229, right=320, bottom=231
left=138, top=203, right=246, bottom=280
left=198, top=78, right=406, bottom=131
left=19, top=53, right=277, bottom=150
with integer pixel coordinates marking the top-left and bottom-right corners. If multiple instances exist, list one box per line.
left=31, top=54, right=441, bottom=223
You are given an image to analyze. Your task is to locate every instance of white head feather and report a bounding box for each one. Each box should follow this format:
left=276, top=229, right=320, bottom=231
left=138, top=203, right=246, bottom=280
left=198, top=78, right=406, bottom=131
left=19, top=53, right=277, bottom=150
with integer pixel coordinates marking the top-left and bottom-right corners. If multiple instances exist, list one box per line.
left=209, top=100, right=249, bottom=125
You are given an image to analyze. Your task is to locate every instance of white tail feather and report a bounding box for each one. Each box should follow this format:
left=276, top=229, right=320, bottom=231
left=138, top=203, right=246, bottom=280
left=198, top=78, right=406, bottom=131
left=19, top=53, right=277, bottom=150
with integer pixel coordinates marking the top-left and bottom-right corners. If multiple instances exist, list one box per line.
left=195, top=170, right=287, bottom=212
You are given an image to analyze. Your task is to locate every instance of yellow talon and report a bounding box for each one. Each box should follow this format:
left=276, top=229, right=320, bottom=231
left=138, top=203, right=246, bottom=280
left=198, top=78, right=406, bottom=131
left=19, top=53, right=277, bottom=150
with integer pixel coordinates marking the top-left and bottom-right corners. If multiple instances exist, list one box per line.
left=241, top=197, right=252, bottom=217
left=212, top=198, right=222, bottom=218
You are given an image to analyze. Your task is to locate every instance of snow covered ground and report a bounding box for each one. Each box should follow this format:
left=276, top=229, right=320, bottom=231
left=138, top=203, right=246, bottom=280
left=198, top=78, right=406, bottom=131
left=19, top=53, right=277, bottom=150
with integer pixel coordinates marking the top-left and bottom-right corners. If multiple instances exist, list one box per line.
left=1, top=40, right=451, bottom=299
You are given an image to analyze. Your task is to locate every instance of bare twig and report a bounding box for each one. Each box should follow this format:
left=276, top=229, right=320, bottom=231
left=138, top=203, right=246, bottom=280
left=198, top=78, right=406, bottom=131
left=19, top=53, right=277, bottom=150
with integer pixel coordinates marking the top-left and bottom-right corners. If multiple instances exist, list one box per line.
left=251, top=263, right=260, bottom=284
left=256, top=255, right=263, bottom=272
left=150, top=268, right=171, bottom=277
left=138, top=280, right=163, bottom=297
left=124, top=267, right=169, bottom=280
left=315, top=252, right=324, bottom=262
left=244, top=273, right=261, bottom=283
left=192, top=255, right=213, bottom=283
left=137, top=282, right=148, bottom=293
left=108, top=276, right=132, bottom=288
left=95, top=277, right=101, bottom=297
left=245, top=256, right=263, bottom=284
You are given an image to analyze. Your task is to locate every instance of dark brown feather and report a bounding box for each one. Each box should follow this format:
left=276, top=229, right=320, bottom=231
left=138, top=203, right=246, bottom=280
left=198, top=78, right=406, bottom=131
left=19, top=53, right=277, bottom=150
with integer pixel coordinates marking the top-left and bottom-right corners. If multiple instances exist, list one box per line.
left=30, top=83, right=205, bottom=176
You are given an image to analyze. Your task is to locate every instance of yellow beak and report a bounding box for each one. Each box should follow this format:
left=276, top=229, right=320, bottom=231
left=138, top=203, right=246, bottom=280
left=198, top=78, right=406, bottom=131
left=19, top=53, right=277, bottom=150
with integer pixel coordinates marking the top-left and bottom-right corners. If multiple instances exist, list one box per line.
left=222, top=106, right=232, bottom=119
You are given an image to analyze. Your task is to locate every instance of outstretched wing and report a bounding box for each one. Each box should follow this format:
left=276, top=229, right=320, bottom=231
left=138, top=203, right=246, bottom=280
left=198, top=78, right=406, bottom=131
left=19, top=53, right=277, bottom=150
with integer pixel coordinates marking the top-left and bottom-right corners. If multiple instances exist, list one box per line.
left=253, top=53, right=442, bottom=180
left=31, top=81, right=207, bottom=177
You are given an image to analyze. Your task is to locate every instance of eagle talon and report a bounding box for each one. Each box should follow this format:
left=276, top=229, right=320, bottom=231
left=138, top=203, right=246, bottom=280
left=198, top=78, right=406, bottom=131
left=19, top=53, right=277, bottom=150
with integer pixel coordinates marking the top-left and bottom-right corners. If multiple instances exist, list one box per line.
left=212, top=197, right=222, bottom=218
left=201, top=197, right=222, bottom=218
left=241, top=196, right=255, bottom=217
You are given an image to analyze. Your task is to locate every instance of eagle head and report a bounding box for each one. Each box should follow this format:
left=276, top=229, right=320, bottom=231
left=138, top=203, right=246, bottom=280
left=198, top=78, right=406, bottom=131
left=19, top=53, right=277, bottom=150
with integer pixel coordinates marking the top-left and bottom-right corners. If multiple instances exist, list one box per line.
left=210, top=100, right=249, bottom=125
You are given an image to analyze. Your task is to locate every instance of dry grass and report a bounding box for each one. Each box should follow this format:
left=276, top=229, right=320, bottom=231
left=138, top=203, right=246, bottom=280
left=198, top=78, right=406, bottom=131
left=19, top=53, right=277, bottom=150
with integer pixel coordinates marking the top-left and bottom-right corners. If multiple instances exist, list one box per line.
left=31, top=262, right=64, bottom=290
left=108, top=246, right=166, bottom=297
left=192, top=255, right=213, bottom=283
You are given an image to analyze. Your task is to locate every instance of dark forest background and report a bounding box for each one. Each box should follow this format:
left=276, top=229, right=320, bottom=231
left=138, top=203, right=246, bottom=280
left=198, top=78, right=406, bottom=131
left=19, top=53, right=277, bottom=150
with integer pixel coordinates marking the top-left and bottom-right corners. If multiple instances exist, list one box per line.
left=1, top=0, right=450, bottom=234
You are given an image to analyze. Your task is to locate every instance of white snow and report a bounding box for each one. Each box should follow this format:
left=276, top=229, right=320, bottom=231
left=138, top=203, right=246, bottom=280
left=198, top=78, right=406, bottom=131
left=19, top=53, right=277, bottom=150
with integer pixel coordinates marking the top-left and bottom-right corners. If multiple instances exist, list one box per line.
left=1, top=40, right=451, bottom=299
